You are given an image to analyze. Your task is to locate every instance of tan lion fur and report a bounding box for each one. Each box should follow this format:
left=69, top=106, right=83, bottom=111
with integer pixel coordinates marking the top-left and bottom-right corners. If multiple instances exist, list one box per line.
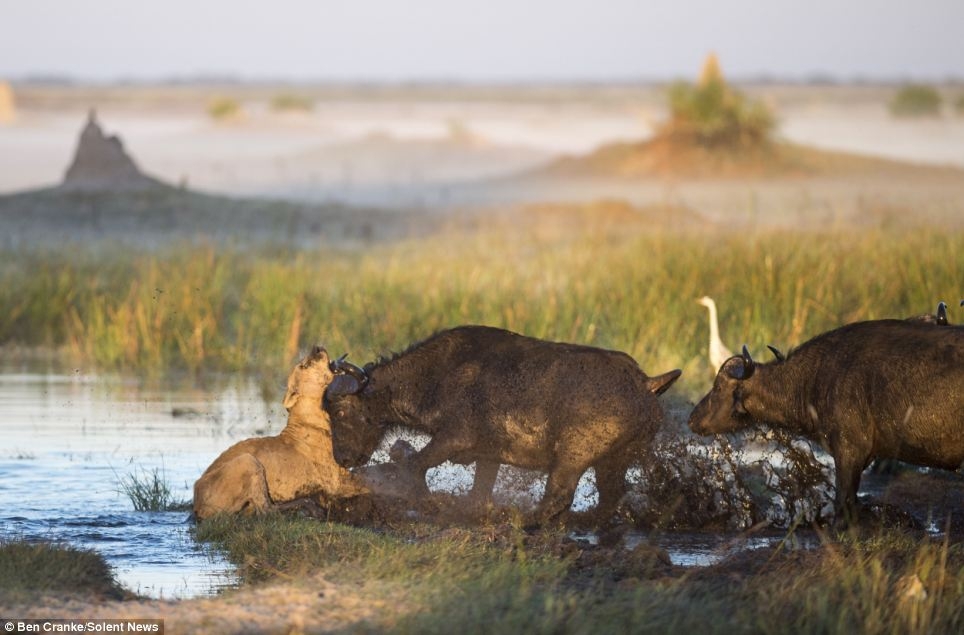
left=193, top=347, right=367, bottom=520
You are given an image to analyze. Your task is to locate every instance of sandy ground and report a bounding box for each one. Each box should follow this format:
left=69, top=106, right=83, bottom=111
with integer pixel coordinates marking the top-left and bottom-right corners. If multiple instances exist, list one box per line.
left=1, top=575, right=398, bottom=634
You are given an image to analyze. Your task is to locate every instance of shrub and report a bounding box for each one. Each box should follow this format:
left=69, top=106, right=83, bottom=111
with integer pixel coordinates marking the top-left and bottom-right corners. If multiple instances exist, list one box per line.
left=662, top=54, right=775, bottom=148
left=889, top=84, right=942, bottom=117
left=207, top=96, right=242, bottom=121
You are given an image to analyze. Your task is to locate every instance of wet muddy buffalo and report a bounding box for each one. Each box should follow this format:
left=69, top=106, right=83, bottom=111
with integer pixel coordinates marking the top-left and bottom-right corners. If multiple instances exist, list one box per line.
left=689, top=319, right=964, bottom=524
left=326, top=325, right=681, bottom=527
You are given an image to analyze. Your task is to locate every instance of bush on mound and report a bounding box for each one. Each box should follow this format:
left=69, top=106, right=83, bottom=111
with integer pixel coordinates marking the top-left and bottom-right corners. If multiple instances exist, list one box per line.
left=662, top=53, right=775, bottom=149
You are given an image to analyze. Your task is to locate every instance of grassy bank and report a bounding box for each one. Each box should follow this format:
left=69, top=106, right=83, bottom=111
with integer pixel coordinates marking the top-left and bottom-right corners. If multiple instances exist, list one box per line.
left=194, top=514, right=964, bottom=634
left=0, top=222, right=959, bottom=395
left=0, top=539, right=127, bottom=601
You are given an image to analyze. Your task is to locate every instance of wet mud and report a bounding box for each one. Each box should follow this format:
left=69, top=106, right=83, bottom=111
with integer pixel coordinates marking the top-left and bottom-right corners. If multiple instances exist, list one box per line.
left=319, top=421, right=964, bottom=545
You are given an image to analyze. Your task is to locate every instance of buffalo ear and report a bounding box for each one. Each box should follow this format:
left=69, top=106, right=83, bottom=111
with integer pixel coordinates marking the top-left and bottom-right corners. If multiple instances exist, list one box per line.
left=766, top=345, right=786, bottom=362
left=648, top=369, right=682, bottom=396
left=723, top=347, right=755, bottom=380
left=722, top=356, right=747, bottom=380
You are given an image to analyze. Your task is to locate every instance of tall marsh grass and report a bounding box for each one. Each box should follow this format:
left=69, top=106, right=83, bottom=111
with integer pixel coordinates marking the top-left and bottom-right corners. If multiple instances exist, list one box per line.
left=0, top=224, right=959, bottom=395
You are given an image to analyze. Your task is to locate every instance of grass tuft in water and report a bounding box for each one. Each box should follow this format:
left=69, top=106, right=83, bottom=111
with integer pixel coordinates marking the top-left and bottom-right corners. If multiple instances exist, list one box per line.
left=117, top=464, right=190, bottom=512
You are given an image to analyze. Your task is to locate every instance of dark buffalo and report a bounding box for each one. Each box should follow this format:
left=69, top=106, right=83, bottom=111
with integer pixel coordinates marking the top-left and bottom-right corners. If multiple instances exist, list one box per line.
left=326, top=325, right=681, bottom=526
left=688, top=319, right=964, bottom=523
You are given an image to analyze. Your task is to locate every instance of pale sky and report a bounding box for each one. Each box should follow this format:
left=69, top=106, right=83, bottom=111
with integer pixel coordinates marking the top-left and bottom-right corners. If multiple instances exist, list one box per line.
left=1, top=0, right=961, bottom=82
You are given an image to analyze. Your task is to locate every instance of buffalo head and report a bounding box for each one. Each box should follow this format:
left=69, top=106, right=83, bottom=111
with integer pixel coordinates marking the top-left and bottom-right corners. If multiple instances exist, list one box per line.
left=688, top=345, right=759, bottom=435
left=325, top=356, right=386, bottom=468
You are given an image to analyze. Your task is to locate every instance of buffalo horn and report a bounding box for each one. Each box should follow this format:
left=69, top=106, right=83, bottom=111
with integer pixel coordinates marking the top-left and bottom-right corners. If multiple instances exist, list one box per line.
left=330, top=355, right=369, bottom=392
left=741, top=345, right=756, bottom=378
left=766, top=345, right=786, bottom=362
left=328, top=353, right=348, bottom=372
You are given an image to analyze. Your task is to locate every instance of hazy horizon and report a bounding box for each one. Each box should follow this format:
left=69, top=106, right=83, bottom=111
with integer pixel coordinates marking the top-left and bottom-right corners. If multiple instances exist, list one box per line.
left=2, top=1, right=963, bottom=83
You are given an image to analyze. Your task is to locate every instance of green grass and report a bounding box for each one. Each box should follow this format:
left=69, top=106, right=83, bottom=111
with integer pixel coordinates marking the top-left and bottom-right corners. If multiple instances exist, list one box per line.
left=115, top=464, right=190, bottom=512
left=0, top=539, right=125, bottom=599
left=194, top=514, right=964, bottom=634
left=0, top=224, right=960, bottom=394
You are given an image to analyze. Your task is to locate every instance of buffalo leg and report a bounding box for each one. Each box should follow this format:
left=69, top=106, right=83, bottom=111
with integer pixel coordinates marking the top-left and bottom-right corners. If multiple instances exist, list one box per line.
left=468, top=460, right=499, bottom=504
left=531, top=464, right=585, bottom=528
left=593, top=452, right=633, bottom=523
left=833, top=455, right=865, bottom=527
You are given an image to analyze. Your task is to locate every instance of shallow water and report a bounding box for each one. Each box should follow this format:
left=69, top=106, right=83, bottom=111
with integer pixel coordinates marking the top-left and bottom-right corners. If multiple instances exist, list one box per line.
left=1, top=369, right=831, bottom=599
left=0, top=370, right=288, bottom=598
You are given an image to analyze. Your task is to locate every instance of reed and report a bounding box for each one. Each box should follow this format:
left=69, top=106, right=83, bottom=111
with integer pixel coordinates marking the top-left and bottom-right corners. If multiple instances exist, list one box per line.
left=0, top=223, right=959, bottom=399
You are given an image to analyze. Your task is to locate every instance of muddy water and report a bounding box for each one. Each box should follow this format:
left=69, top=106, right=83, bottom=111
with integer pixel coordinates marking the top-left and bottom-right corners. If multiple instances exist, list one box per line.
left=0, top=370, right=289, bottom=598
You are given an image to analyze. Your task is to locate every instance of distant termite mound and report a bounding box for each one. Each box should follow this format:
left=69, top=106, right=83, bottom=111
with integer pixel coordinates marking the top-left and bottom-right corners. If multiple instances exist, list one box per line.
left=61, top=110, right=168, bottom=191
left=0, top=81, right=15, bottom=123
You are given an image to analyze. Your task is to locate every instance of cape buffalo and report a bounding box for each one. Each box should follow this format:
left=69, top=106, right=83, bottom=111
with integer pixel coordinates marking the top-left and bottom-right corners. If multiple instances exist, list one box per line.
left=688, top=319, right=964, bottom=524
left=326, top=325, right=681, bottom=526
